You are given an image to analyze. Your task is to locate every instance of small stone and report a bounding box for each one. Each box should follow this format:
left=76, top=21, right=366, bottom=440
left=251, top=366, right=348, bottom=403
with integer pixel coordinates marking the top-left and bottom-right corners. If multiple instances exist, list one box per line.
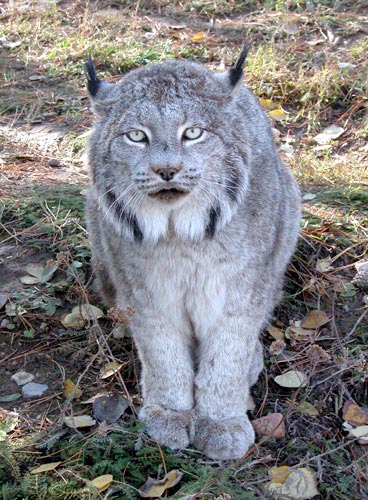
left=48, top=158, right=62, bottom=168
left=22, top=382, right=48, bottom=399
left=11, top=371, right=35, bottom=386
left=1, top=319, right=9, bottom=328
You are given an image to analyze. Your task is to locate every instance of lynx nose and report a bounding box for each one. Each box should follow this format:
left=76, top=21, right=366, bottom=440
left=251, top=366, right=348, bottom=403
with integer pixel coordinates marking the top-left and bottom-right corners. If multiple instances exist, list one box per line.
left=152, top=165, right=181, bottom=181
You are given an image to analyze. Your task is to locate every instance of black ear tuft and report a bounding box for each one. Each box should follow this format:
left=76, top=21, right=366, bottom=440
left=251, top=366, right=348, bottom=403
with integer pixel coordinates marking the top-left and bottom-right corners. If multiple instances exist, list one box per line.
left=86, top=55, right=101, bottom=97
left=229, top=43, right=249, bottom=88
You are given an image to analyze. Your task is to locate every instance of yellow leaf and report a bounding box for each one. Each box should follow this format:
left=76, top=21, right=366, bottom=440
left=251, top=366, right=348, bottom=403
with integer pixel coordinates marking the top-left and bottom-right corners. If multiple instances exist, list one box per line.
left=72, top=304, right=104, bottom=320
left=282, top=467, right=319, bottom=499
left=274, top=370, right=307, bottom=388
left=139, top=470, right=183, bottom=498
left=63, top=415, right=96, bottom=428
left=90, top=474, right=113, bottom=492
left=343, top=401, right=367, bottom=426
left=100, top=362, right=124, bottom=379
left=269, top=107, right=288, bottom=121
left=191, top=31, right=205, bottom=42
left=285, top=326, right=315, bottom=341
left=63, top=379, right=82, bottom=400
left=300, top=310, right=330, bottom=329
left=30, top=462, right=62, bottom=474
left=295, top=401, right=319, bottom=416
left=61, top=311, right=85, bottom=330
left=266, top=324, right=285, bottom=341
left=260, top=98, right=279, bottom=111
left=270, top=465, right=293, bottom=484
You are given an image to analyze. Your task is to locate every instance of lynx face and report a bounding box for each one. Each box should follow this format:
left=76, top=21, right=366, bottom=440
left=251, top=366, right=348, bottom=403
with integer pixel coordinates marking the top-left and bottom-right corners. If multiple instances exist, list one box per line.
left=87, top=60, right=250, bottom=242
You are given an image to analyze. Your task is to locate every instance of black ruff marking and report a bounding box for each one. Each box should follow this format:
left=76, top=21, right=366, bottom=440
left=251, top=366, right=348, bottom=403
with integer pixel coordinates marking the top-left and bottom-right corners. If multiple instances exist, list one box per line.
left=105, top=191, right=143, bottom=242
left=131, top=216, right=143, bottom=242
left=86, top=55, right=101, bottom=97
left=229, top=43, right=249, bottom=88
left=205, top=205, right=221, bottom=238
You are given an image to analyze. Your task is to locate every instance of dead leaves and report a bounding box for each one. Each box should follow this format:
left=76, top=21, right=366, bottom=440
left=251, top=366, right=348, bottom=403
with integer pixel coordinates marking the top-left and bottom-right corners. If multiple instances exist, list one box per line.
left=30, top=462, right=62, bottom=474
left=266, top=466, right=319, bottom=499
left=252, top=413, right=285, bottom=439
left=62, top=304, right=104, bottom=329
left=274, top=370, right=308, bottom=388
left=139, top=470, right=183, bottom=498
left=20, top=262, right=58, bottom=285
left=314, top=124, right=344, bottom=145
left=63, top=415, right=96, bottom=429
left=300, top=310, right=330, bottom=329
left=343, top=401, right=368, bottom=445
left=90, top=474, right=113, bottom=492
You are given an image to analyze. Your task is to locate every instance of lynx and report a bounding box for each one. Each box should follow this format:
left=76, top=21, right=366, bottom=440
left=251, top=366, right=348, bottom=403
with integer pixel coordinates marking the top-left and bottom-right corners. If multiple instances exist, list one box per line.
left=85, top=46, right=301, bottom=460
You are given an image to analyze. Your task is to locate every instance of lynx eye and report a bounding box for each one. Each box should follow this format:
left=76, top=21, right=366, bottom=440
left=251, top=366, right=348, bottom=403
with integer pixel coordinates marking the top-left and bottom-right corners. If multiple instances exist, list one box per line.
left=126, top=129, right=148, bottom=143
left=183, top=127, right=203, bottom=140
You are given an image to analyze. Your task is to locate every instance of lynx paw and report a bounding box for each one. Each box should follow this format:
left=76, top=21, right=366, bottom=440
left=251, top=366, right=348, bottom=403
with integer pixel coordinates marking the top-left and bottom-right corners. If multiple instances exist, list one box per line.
left=139, top=405, right=194, bottom=450
left=193, top=415, right=255, bottom=460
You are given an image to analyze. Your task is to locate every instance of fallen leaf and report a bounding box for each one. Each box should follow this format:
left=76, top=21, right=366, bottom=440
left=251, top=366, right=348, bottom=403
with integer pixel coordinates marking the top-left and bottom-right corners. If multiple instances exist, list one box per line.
left=63, top=415, right=96, bottom=428
left=270, top=465, right=293, bottom=483
left=139, top=470, right=183, bottom=498
left=72, top=304, right=104, bottom=320
left=282, top=468, right=319, bottom=499
left=282, top=22, right=298, bottom=35
left=343, top=401, right=367, bottom=426
left=100, top=362, right=124, bottom=379
left=285, top=326, right=315, bottom=342
left=269, top=107, right=288, bottom=121
left=2, top=39, right=22, bottom=49
left=0, top=393, right=21, bottom=403
left=191, top=31, right=205, bottom=42
left=300, top=310, right=330, bottom=329
left=93, top=394, right=129, bottom=424
left=314, top=124, right=344, bottom=144
left=315, top=257, right=334, bottom=273
left=274, top=370, right=308, bottom=388
left=252, top=413, right=285, bottom=439
left=20, top=275, right=41, bottom=285
left=294, top=401, right=319, bottom=416
left=61, top=311, right=85, bottom=329
left=349, top=425, right=368, bottom=444
left=63, top=379, right=83, bottom=400
left=266, top=324, right=285, bottom=341
left=30, top=462, right=62, bottom=474
left=0, top=409, right=19, bottom=434
left=302, top=193, right=316, bottom=201
left=260, top=98, right=279, bottom=111
left=25, top=263, right=57, bottom=283
left=90, top=474, right=113, bottom=492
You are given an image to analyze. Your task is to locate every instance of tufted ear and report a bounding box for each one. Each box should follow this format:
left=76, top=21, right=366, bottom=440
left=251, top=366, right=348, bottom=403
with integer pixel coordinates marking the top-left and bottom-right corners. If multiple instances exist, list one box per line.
left=85, top=55, right=118, bottom=117
left=228, top=43, right=249, bottom=93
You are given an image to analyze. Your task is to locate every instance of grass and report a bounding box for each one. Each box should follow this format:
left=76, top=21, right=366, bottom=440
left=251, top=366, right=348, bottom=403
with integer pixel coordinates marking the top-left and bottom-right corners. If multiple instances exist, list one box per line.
left=0, top=1, right=367, bottom=499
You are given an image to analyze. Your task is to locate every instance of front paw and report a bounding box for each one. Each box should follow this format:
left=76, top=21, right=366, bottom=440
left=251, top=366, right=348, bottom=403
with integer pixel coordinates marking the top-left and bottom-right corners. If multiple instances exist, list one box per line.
left=193, top=415, right=255, bottom=460
left=139, top=404, right=194, bottom=450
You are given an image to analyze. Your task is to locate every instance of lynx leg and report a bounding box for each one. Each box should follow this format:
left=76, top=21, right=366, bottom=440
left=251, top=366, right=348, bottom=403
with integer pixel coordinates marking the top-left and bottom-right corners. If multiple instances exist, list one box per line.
left=93, top=261, right=116, bottom=306
left=246, top=340, right=264, bottom=411
left=194, top=316, right=264, bottom=460
left=132, top=316, right=195, bottom=449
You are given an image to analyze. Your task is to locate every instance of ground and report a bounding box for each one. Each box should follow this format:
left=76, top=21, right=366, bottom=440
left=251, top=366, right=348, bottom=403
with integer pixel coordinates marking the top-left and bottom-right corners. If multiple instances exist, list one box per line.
left=0, top=1, right=367, bottom=499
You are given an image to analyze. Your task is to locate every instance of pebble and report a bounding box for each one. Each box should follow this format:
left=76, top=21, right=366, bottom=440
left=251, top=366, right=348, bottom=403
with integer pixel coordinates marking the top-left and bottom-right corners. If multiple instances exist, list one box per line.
left=22, top=382, right=48, bottom=399
left=11, top=371, right=35, bottom=386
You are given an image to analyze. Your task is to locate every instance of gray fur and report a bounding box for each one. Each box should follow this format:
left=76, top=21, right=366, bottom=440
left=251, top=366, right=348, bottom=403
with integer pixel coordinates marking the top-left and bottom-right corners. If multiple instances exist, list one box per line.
left=85, top=53, right=301, bottom=460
